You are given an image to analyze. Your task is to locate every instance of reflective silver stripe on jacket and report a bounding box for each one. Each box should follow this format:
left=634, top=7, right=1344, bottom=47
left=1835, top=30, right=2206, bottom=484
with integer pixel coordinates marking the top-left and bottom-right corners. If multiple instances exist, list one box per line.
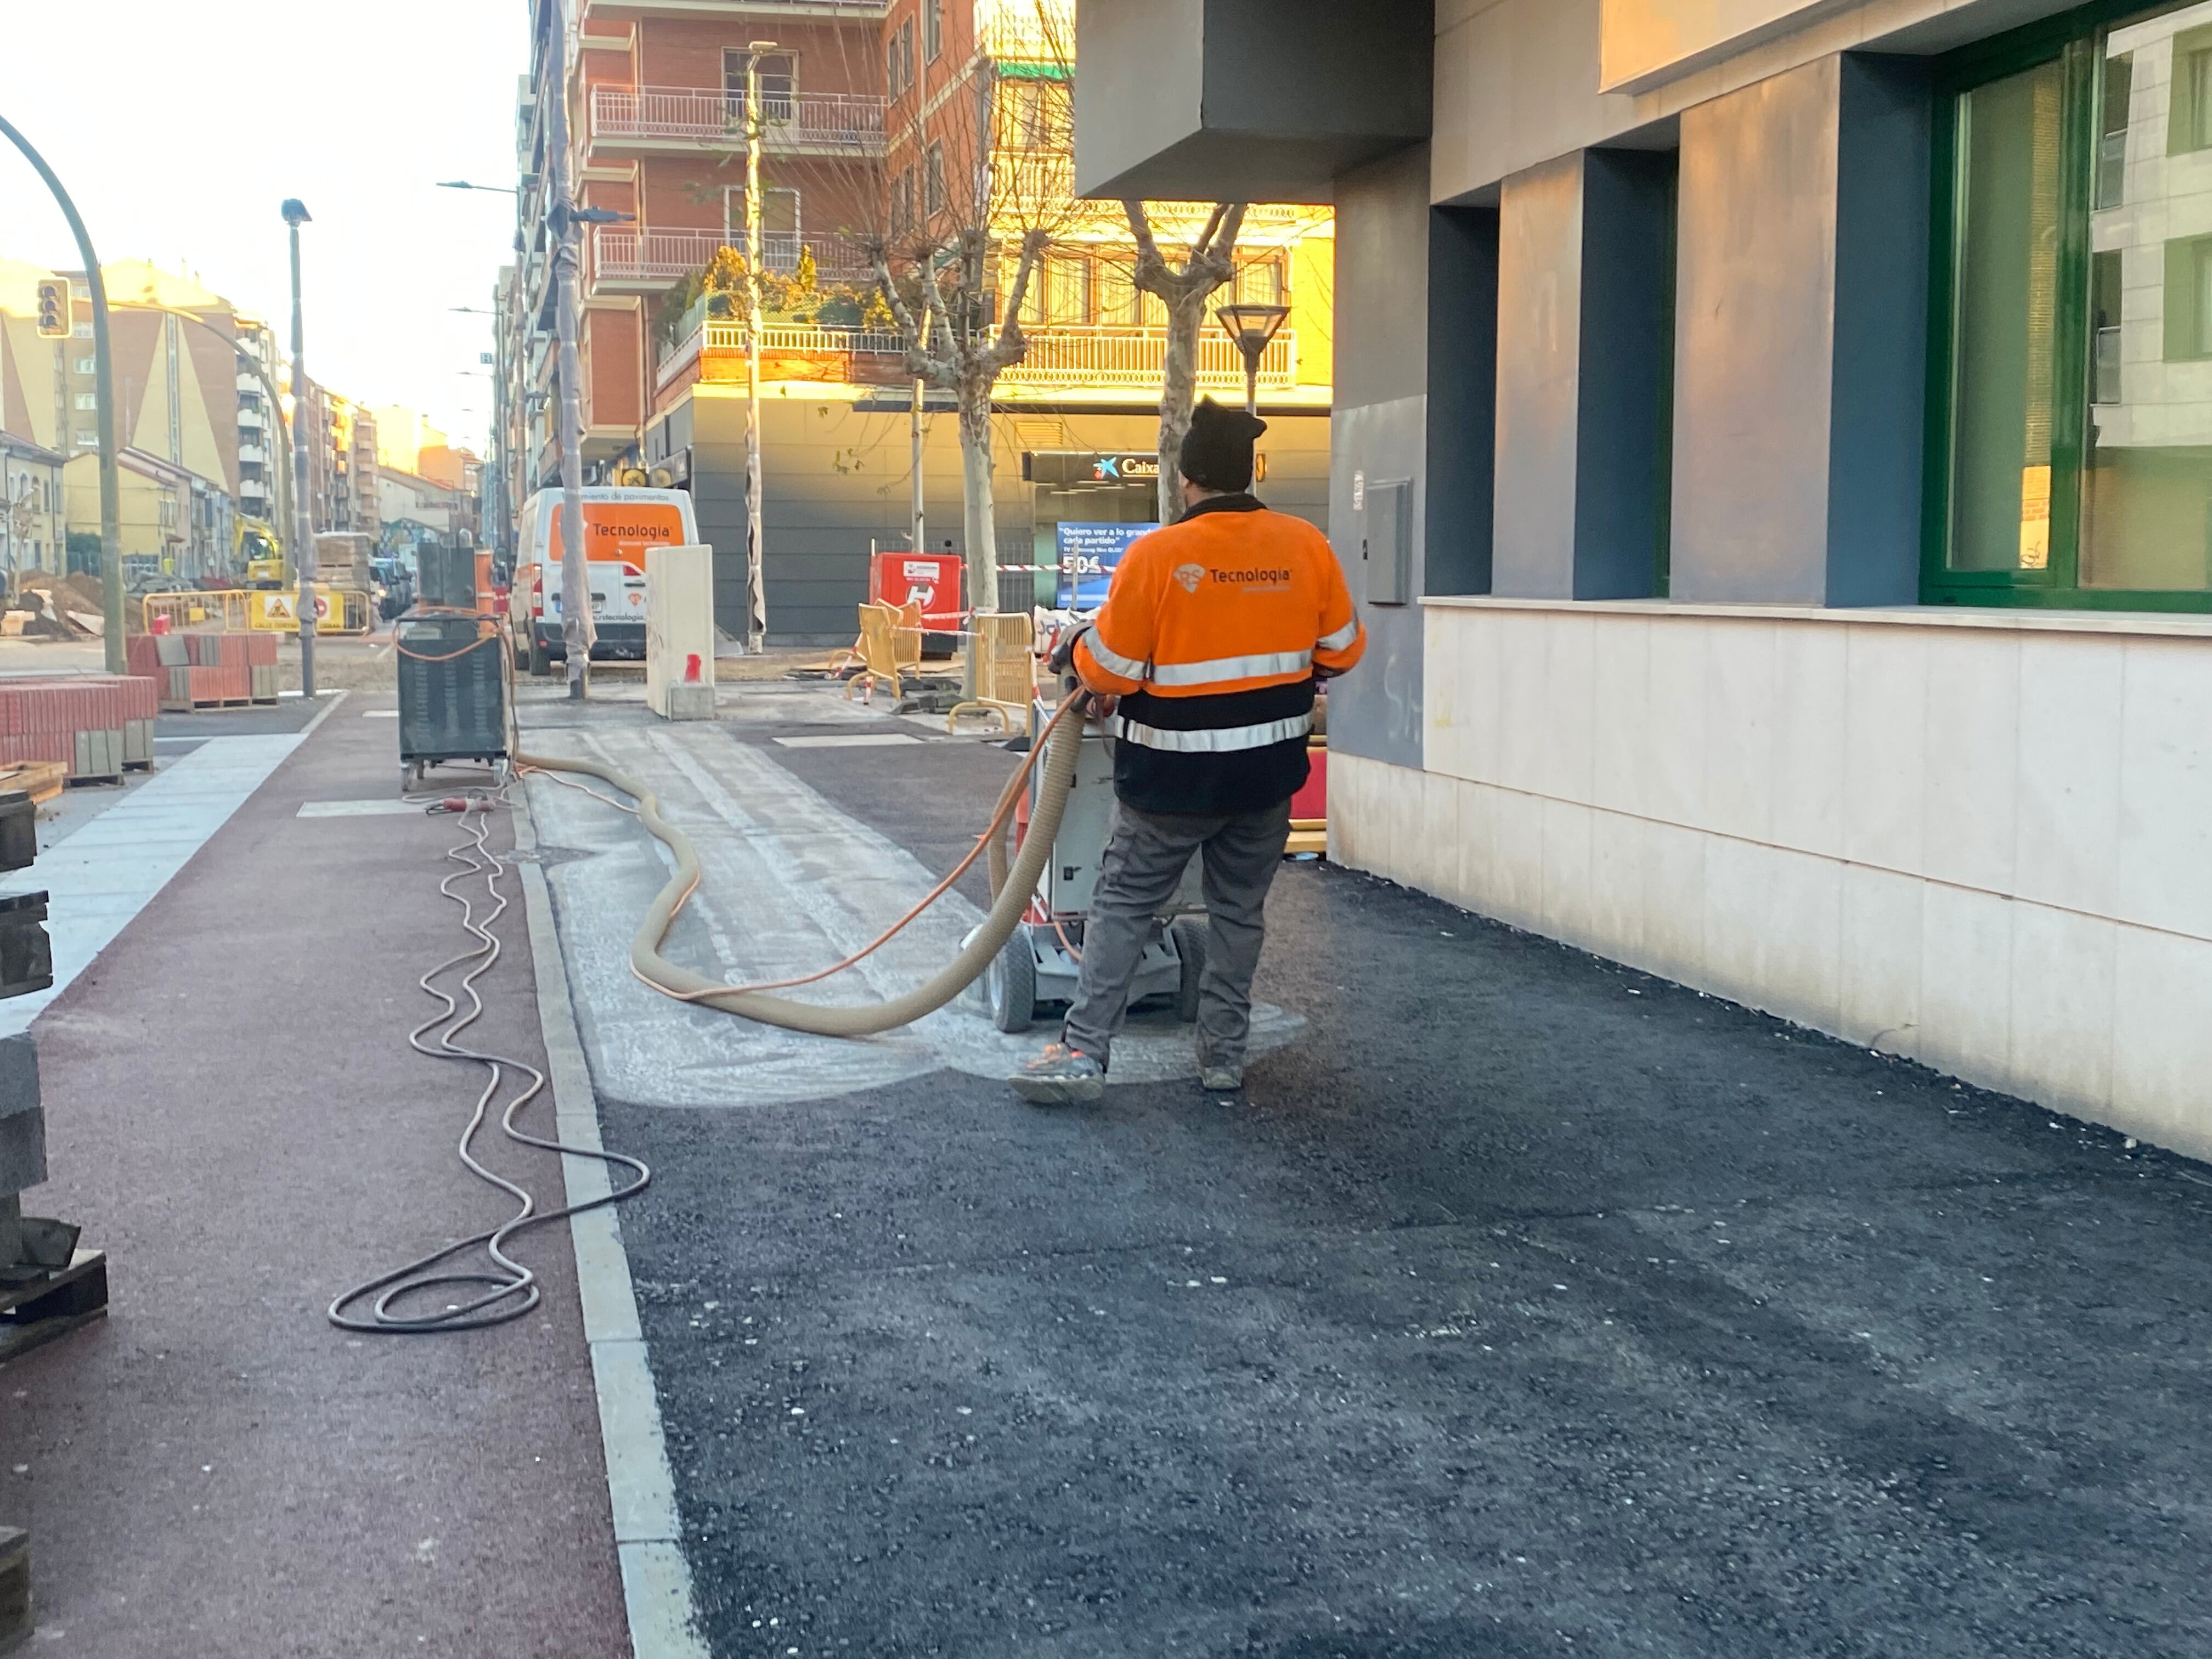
left=1080, top=632, right=1149, bottom=680
left=1146, top=648, right=1313, bottom=687
left=1109, top=712, right=1314, bottom=753
left=1317, top=618, right=1361, bottom=652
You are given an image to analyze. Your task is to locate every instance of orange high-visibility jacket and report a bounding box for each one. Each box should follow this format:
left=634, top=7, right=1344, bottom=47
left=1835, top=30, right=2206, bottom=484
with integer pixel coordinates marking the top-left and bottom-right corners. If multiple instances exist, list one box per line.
left=1073, top=495, right=1365, bottom=815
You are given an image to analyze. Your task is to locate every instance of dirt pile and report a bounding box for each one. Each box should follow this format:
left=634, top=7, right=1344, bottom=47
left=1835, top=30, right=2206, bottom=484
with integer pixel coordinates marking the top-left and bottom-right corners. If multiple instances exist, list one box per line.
left=13, top=573, right=109, bottom=638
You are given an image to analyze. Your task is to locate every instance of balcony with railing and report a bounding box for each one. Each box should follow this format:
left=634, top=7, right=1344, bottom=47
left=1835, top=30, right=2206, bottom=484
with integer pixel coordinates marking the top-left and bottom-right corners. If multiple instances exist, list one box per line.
left=996, top=326, right=1295, bottom=393
left=590, top=224, right=877, bottom=291
left=656, top=320, right=1296, bottom=398
left=589, top=86, right=887, bottom=155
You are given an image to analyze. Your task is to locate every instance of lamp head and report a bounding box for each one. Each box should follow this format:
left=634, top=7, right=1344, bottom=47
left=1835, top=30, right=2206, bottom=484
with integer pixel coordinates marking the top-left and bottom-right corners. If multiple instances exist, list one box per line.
left=280, top=199, right=312, bottom=228
left=1214, top=301, right=1289, bottom=355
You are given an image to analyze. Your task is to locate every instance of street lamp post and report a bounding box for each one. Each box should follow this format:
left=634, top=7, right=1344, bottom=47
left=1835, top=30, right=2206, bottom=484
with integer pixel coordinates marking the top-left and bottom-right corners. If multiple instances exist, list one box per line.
left=1214, top=301, right=1290, bottom=420
left=283, top=199, right=318, bottom=699
left=532, top=27, right=647, bottom=696
left=437, top=186, right=524, bottom=571
left=538, top=20, right=594, bottom=702
left=0, top=116, right=125, bottom=671
left=450, top=309, right=507, bottom=562
left=742, top=40, right=777, bottom=654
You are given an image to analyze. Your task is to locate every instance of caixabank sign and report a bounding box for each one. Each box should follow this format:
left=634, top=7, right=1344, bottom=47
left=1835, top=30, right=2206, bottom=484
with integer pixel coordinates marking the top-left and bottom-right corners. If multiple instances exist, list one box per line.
left=1023, top=451, right=1266, bottom=487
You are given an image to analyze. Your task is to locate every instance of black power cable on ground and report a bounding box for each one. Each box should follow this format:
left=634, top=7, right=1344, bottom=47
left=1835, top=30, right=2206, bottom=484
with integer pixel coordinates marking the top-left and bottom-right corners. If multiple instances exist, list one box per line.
left=328, top=784, right=649, bottom=1335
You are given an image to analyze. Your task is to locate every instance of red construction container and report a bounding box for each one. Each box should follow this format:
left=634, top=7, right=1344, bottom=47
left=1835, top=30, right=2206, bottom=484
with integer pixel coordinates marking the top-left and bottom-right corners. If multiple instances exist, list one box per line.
left=868, top=550, right=965, bottom=631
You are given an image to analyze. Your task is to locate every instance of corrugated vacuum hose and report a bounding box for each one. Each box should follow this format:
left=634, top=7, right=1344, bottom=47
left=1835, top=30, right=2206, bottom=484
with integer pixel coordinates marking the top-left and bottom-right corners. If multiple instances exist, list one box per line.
left=509, top=692, right=1088, bottom=1038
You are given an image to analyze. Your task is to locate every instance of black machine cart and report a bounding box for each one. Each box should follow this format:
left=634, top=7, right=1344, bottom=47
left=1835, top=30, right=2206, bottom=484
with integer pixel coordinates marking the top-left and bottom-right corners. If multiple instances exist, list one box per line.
left=396, top=612, right=508, bottom=792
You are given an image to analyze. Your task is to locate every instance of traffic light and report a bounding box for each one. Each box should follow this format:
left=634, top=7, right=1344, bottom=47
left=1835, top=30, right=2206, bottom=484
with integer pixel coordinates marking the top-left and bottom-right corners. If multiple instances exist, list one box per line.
left=33, top=281, right=69, bottom=340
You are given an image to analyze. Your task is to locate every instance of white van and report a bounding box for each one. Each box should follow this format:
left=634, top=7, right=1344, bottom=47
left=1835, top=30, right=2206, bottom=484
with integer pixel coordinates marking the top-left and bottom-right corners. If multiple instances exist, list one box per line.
left=512, top=487, right=700, bottom=670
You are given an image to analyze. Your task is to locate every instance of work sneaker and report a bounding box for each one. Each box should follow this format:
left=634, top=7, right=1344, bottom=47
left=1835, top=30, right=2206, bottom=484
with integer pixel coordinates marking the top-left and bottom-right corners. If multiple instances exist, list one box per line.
left=1198, top=1063, right=1244, bottom=1092
left=1011, top=1044, right=1105, bottom=1105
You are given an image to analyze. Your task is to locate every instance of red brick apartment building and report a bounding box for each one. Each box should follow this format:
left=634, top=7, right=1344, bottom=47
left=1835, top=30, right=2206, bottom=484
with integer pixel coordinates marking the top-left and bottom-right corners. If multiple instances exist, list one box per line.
left=500, top=0, right=1334, bottom=643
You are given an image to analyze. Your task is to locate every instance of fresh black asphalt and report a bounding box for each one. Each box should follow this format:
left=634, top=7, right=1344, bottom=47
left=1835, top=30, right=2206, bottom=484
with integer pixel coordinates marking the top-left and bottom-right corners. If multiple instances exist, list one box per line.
left=597, top=706, right=2212, bottom=1659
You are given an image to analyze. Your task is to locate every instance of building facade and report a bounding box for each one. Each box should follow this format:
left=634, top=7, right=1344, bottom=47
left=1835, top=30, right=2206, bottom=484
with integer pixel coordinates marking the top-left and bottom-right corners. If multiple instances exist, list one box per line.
left=0, top=259, right=264, bottom=578
left=63, top=446, right=235, bottom=580
left=0, top=434, right=66, bottom=578
left=504, top=0, right=1336, bottom=642
left=1080, top=0, right=2212, bottom=1162
left=298, top=383, right=380, bottom=538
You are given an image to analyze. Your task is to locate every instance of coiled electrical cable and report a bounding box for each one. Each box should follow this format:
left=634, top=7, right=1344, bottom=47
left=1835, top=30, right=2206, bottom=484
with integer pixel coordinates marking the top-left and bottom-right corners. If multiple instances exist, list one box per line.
left=326, top=784, right=650, bottom=1335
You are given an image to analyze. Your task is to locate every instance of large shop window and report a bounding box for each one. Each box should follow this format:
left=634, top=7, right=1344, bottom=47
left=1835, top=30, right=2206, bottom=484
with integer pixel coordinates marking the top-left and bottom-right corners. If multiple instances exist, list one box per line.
left=1931, top=1, right=2212, bottom=608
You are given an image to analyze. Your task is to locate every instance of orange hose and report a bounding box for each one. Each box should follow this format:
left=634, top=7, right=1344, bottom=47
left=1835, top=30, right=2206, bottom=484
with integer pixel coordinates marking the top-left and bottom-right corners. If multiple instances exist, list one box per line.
left=639, top=696, right=1071, bottom=1001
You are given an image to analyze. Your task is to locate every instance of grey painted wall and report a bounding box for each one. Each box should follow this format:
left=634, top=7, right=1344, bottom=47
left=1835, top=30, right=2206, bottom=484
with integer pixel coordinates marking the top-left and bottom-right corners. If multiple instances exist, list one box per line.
left=1329, top=144, right=1437, bottom=772
left=1333, top=396, right=1429, bottom=769
left=1826, top=53, right=1932, bottom=607
left=1492, top=155, right=1585, bottom=600
left=1576, top=148, right=1675, bottom=600
left=1073, top=0, right=1429, bottom=201
left=1492, top=146, right=1673, bottom=601
left=1670, top=50, right=1931, bottom=606
left=1425, top=203, right=1499, bottom=598
left=1430, top=0, right=2081, bottom=206
left=1073, top=0, right=1205, bottom=201
left=1671, top=56, right=1842, bottom=603
left=1334, top=144, right=1434, bottom=413
left=1199, top=0, right=1432, bottom=151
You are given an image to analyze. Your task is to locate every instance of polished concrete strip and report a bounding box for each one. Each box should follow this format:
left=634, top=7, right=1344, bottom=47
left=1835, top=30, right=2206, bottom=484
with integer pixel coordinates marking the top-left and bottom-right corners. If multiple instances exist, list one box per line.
left=769, top=732, right=924, bottom=748
left=296, top=798, right=423, bottom=818
left=517, top=707, right=1297, bottom=1111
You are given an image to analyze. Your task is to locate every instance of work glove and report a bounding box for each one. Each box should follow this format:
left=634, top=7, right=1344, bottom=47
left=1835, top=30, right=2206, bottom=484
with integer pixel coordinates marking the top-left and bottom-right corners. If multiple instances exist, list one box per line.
left=1047, top=621, right=1092, bottom=675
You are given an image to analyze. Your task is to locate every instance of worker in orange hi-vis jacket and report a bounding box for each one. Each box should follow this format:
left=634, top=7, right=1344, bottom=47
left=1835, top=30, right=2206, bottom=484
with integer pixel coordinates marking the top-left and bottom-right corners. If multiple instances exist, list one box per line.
left=1012, top=397, right=1367, bottom=1105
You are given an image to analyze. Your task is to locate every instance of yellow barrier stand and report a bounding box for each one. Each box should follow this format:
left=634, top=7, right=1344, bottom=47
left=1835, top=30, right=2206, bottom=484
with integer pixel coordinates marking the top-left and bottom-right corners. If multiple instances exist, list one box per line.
left=139, top=590, right=251, bottom=634
left=247, top=586, right=373, bottom=636
left=947, top=612, right=1039, bottom=733
left=140, top=587, right=370, bottom=637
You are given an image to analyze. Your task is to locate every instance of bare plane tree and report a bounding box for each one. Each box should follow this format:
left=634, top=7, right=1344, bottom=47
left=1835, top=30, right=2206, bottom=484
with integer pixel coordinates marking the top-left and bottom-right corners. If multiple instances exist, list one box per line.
left=864, top=25, right=1080, bottom=629
left=1023, top=1, right=1254, bottom=522
left=1124, top=201, right=1249, bottom=523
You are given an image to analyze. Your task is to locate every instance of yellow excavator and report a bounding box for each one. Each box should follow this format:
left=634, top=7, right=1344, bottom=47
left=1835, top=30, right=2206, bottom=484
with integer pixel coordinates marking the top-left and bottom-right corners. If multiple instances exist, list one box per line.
left=239, top=520, right=285, bottom=588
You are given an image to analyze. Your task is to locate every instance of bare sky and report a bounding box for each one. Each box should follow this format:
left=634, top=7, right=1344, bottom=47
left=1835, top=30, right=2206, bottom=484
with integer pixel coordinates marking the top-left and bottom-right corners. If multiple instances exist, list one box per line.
left=1, top=0, right=527, bottom=453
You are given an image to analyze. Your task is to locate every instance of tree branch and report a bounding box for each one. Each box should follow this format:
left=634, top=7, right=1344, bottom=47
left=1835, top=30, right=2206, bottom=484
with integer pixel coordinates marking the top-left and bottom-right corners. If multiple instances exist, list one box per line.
left=1188, top=203, right=1228, bottom=263
left=989, top=229, right=1048, bottom=368
left=874, top=249, right=943, bottom=383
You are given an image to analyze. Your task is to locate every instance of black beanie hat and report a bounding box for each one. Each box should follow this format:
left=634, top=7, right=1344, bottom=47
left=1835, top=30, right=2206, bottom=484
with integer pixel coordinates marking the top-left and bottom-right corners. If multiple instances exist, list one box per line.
left=1178, top=397, right=1267, bottom=493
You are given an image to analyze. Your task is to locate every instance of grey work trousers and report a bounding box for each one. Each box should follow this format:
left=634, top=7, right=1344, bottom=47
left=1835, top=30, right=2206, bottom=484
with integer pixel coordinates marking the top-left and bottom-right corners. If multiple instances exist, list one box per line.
left=1062, top=797, right=1292, bottom=1069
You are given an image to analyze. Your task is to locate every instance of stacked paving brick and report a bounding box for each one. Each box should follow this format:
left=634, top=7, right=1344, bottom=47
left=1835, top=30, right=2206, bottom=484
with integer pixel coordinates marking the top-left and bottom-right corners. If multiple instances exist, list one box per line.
left=0, top=781, right=101, bottom=1646
left=126, top=632, right=279, bottom=710
left=0, top=676, right=157, bottom=782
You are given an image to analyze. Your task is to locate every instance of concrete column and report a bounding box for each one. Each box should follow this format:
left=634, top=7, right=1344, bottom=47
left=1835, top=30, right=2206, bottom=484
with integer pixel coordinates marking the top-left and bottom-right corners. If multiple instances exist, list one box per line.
left=1671, top=53, right=1929, bottom=605
left=1493, top=149, right=1675, bottom=601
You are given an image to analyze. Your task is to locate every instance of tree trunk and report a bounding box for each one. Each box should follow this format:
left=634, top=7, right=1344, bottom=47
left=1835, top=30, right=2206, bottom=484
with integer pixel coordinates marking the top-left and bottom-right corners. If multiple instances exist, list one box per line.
left=958, top=385, right=996, bottom=698
left=1156, top=287, right=1208, bottom=523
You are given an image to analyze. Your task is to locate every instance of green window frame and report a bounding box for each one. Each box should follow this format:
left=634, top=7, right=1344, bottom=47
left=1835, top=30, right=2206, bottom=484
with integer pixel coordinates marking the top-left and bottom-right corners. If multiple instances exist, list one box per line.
left=1925, top=0, right=2212, bottom=611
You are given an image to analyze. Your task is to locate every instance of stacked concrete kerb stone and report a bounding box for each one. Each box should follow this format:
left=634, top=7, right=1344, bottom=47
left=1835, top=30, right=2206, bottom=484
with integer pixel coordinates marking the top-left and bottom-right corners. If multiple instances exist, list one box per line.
left=0, top=1034, right=46, bottom=1277
left=0, top=783, right=103, bottom=1652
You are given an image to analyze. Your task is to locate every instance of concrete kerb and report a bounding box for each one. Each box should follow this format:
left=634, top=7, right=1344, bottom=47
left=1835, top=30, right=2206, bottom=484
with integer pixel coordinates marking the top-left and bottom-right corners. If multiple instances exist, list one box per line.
left=512, top=779, right=710, bottom=1659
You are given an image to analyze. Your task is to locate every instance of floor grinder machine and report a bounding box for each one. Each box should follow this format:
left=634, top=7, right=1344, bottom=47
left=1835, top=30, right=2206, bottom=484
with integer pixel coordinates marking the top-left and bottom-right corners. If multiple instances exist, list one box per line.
left=977, top=695, right=1206, bottom=1033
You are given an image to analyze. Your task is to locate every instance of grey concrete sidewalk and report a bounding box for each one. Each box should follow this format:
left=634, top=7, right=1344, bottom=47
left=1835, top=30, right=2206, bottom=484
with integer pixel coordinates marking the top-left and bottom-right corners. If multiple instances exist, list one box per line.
left=523, top=681, right=2212, bottom=1659
left=3, top=691, right=629, bottom=1657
